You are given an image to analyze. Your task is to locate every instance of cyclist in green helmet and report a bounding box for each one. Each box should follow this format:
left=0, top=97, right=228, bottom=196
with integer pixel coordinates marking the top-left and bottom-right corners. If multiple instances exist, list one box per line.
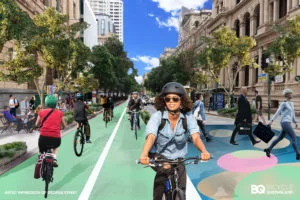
left=35, top=95, right=66, bottom=167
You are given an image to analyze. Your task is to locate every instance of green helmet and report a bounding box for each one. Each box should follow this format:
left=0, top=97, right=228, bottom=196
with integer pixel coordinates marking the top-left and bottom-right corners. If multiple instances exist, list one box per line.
left=45, top=95, right=57, bottom=109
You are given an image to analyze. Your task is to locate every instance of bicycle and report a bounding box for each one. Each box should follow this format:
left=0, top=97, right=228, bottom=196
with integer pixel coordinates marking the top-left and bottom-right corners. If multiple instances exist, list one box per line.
left=103, top=107, right=112, bottom=128
left=129, top=111, right=140, bottom=140
left=74, top=122, right=88, bottom=156
left=41, top=149, right=55, bottom=199
left=137, top=156, right=205, bottom=200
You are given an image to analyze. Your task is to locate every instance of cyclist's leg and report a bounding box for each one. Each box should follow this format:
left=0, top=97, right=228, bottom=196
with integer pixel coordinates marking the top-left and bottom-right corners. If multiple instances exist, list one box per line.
left=84, top=120, right=91, bottom=142
left=176, top=163, right=186, bottom=199
left=136, top=112, right=140, bottom=129
left=153, top=170, right=169, bottom=200
left=130, top=112, right=134, bottom=129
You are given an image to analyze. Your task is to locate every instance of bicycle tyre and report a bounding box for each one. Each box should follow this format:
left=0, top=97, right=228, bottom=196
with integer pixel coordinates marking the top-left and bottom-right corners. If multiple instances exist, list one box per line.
left=44, top=181, right=49, bottom=198
left=162, top=191, right=172, bottom=200
left=104, top=110, right=109, bottom=128
left=173, top=189, right=184, bottom=200
left=43, top=159, right=53, bottom=198
left=74, top=129, right=84, bottom=156
left=134, top=116, right=137, bottom=140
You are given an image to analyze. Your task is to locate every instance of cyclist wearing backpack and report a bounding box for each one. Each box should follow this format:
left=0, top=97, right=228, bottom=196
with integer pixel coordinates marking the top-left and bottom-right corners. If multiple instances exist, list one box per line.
left=73, top=93, right=95, bottom=143
left=193, top=94, right=211, bottom=142
left=139, top=82, right=210, bottom=200
left=36, top=95, right=66, bottom=167
left=127, top=91, right=143, bottom=130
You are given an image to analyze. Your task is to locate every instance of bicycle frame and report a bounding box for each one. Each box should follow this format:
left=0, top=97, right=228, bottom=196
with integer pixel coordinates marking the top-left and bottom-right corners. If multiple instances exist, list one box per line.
left=137, top=156, right=204, bottom=200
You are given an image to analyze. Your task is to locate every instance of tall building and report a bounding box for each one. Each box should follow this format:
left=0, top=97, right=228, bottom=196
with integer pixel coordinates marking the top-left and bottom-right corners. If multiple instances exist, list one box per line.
left=88, top=0, right=123, bottom=42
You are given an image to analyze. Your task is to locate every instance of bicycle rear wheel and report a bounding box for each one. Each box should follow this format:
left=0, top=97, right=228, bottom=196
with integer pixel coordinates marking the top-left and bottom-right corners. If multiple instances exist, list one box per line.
left=74, top=129, right=84, bottom=156
left=43, top=158, right=53, bottom=198
left=134, top=117, right=138, bottom=140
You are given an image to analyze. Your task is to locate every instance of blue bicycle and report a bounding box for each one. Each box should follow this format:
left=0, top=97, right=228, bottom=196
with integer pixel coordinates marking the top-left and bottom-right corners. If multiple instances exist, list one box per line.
left=137, top=156, right=204, bottom=200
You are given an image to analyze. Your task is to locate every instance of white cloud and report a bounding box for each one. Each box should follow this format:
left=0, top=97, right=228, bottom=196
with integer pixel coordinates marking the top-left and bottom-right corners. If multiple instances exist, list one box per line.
left=132, top=56, right=160, bottom=71
left=155, top=16, right=179, bottom=31
left=135, top=76, right=143, bottom=84
left=131, top=57, right=138, bottom=61
left=148, top=13, right=155, bottom=17
left=152, top=0, right=208, bottom=12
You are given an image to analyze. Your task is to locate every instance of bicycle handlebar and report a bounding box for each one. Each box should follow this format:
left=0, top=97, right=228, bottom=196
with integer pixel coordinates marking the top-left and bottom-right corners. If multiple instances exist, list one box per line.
left=136, top=156, right=210, bottom=167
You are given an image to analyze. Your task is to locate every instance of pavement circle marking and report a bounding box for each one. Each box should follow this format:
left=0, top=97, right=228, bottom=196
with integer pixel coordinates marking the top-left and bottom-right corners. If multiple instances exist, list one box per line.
left=209, top=129, right=232, bottom=137
left=197, top=171, right=249, bottom=200
left=254, top=136, right=290, bottom=150
left=217, top=150, right=278, bottom=173
left=78, top=107, right=127, bottom=200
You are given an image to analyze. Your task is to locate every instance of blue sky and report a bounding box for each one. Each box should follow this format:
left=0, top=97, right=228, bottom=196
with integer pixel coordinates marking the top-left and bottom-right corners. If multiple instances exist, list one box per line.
left=123, top=0, right=213, bottom=83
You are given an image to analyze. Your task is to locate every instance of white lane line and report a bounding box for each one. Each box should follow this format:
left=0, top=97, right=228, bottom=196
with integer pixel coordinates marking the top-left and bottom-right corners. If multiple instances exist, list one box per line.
left=78, top=107, right=127, bottom=200
left=186, top=175, right=202, bottom=200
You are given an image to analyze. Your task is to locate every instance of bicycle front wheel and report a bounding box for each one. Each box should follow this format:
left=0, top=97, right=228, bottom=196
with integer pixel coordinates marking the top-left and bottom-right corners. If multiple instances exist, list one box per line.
left=173, top=189, right=184, bottom=200
left=74, top=129, right=84, bottom=156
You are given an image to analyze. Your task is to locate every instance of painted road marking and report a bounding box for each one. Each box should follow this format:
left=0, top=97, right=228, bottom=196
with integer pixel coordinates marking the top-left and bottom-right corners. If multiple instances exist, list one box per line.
left=187, top=175, right=202, bottom=200
left=78, top=107, right=127, bottom=200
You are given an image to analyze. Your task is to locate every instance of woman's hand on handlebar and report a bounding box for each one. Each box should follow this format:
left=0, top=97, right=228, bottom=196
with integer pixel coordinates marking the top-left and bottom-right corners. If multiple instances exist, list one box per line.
left=139, top=154, right=150, bottom=165
left=201, top=151, right=211, bottom=161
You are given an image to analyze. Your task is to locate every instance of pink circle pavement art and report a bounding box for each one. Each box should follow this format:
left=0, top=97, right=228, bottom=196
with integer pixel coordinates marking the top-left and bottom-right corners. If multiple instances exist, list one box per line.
left=217, top=150, right=278, bottom=173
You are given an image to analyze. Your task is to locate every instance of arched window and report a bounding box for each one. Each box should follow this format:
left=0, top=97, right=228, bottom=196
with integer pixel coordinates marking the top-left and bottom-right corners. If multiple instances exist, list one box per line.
left=194, top=21, right=199, bottom=28
left=236, top=0, right=241, bottom=4
left=254, top=5, right=260, bottom=34
left=244, top=13, right=250, bottom=36
left=279, top=0, right=287, bottom=18
left=234, top=20, right=240, bottom=37
left=244, top=66, right=249, bottom=86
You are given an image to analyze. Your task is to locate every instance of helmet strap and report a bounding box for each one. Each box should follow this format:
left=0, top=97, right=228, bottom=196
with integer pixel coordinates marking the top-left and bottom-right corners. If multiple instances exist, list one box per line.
left=167, top=108, right=180, bottom=116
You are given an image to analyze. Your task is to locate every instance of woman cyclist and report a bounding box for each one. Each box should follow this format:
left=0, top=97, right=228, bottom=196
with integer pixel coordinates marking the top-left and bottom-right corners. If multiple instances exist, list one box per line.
left=139, top=82, right=210, bottom=200
left=36, top=95, right=66, bottom=167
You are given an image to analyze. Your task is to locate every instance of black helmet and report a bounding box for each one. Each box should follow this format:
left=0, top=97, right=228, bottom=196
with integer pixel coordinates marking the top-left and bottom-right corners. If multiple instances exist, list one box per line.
left=161, top=82, right=186, bottom=97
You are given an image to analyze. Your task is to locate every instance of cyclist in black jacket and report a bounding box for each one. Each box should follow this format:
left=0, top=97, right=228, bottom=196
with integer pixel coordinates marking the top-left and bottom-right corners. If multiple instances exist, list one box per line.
left=127, top=92, right=143, bottom=130
left=73, top=93, right=95, bottom=143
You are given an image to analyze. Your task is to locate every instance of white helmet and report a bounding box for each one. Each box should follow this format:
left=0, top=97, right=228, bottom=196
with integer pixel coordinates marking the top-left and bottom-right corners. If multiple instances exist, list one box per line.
left=282, top=89, right=293, bottom=96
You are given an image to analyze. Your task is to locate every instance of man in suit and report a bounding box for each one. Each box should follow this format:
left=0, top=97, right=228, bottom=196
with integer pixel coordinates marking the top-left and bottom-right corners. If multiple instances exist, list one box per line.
left=230, top=87, right=260, bottom=145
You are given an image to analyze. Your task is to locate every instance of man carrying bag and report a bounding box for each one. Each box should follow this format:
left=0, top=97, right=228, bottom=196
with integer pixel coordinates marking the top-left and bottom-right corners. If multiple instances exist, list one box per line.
left=230, top=87, right=260, bottom=145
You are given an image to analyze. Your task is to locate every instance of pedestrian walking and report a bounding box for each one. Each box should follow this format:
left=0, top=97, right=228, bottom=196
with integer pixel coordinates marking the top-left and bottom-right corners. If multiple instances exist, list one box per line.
left=20, top=96, right=30, bottom=116
left=230, top=87, right=260, bottom=145
left=8, top=94, right=18, bottom=117
left=29, top=96, right=35, bottom=110
left=193, top=94, right=211, bottom=142
left=208, top=94, right=213, bottom=112
left=264, top=89, right=300, bottom=160
left=252, top=90, right=266, bottom=124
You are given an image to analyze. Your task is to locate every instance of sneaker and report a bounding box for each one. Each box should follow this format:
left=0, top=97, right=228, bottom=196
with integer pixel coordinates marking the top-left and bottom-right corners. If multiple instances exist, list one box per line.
left=53, top=159, right=58, bottom=168
left=264, top=149, right=271, bottom=158
left=86, top=140, right=92, bottom=143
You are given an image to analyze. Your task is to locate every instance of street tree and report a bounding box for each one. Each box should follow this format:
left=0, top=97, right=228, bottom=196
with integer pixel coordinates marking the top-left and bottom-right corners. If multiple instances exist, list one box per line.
left=0, top=0, right=35, bottom=52
left=196, top=26, right=256, bottom=106
left=69, top=73, right=99, bottom=94
left=264, top=15, right=300, bottom=77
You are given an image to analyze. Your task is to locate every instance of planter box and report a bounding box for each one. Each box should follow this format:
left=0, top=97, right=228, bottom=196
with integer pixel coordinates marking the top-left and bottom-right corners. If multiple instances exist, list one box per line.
left=0, top=146, right=27, bottom=167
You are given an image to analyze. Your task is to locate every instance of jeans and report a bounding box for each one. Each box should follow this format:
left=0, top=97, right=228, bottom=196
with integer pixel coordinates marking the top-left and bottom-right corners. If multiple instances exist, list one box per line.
left=197, top=120, right=208, bottom=138
left=268, top=122, right=300, bottom=155
left=130, top=112, right=140, bottom=128
left=10, top=108, right=16, bottom=117
left=153, top=163, right=186, bottom=200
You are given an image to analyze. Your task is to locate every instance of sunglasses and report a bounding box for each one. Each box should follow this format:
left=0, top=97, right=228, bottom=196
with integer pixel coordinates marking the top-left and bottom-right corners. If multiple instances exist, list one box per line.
left=164, top=97, right=180, bottom=103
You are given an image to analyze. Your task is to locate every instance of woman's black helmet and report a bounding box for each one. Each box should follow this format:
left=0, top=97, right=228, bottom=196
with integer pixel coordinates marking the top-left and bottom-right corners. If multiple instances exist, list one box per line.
left=161, top=82, right=186, bottom=97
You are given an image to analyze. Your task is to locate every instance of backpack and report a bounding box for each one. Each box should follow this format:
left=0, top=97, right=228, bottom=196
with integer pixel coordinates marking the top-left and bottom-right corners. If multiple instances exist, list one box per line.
left=14, top=98, right=19, bottom=109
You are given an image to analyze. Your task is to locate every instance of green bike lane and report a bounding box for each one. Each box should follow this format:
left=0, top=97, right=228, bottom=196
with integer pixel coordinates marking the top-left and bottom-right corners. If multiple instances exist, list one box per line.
left=0, top=102, right=154, bottom=200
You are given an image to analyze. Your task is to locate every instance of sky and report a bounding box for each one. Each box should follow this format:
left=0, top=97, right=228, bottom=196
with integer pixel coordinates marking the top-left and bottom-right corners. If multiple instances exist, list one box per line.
left=123, top=0, right=213, bottom=84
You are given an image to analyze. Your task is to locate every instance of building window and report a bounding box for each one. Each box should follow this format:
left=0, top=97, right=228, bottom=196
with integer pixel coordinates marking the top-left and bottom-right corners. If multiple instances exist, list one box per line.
left=279, top=0, right=287, bottom=18
left=244, top=13, right=250, bottom=36
left=236, top=0, right=241, bottom=4
left=255, top=56, right=259, bottom=84
left=73, top=3, right=76, bottom=19
left=244, top=66, right=249, bottom=86
left=43, top=0, right=50, bottom=6
left=254, top=5, right=260, bottom=35
left=101, top=19, right=105, bottom=35
left=194, top=21, right=199, bottom=28
left=235, top=20, right=240, bottom=37
left=80, top=0, right=84, bottom=15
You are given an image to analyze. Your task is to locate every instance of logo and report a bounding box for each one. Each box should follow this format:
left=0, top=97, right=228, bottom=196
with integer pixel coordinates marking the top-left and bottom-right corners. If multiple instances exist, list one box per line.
left=251, top=184, right=266, bottom=194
